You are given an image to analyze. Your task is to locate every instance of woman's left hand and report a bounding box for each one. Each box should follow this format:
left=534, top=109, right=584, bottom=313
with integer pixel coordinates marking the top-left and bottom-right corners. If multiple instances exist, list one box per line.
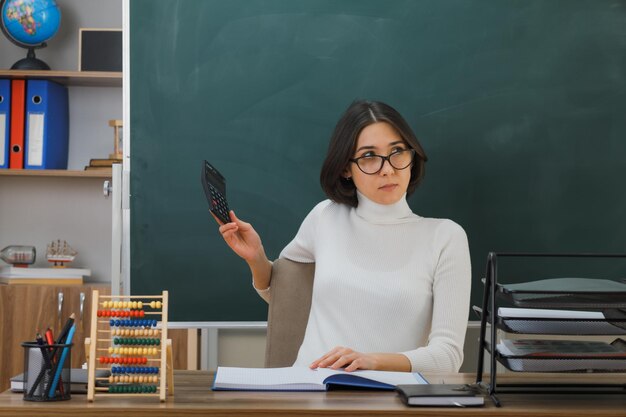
left=309, top=346, right=378, bottom=372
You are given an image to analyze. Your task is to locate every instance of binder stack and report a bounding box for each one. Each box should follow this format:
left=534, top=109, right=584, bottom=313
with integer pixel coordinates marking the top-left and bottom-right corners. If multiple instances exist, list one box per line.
left=0, top=79, right=9, bottom=169
left=0, top=79, right=69, bottom=170
left=9, top=79, right=25, bottom=169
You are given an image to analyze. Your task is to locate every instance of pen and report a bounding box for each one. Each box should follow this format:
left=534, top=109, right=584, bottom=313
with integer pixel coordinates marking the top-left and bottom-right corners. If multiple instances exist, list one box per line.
left=53, top=313, right=75, bottom=354
left=53, top=313, right=75, bottom=396
left=48, top=324, right=76, bottom=398
left=45, top=327, right=55, bottom=355
left=45, top=326, right=66, bottom=396
left=36, top=332, right=52, bottom=369
left=27, top=333, right=53, bottom=397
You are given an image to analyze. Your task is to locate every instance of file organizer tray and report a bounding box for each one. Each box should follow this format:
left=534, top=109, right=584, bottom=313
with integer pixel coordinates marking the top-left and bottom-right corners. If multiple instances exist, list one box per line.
left=497, top=277, right=626, bottom=309
left=475, top=305, right=626, bottom=335
left=495, top=315, right=626, bottom=335
left=494, top=338, right=626, bottom=373
left=475, top=252, right=626, bottom=407
left=495, top=354, right=626, bottom=373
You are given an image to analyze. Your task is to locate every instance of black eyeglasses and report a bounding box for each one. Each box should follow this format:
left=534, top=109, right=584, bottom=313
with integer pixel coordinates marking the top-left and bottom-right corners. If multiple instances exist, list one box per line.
left=349, top=149, right=415, bottom=175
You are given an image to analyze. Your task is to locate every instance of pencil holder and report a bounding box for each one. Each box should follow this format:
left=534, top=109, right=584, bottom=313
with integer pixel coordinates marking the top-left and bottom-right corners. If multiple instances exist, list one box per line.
left=22, top=341, right=72, bottom=401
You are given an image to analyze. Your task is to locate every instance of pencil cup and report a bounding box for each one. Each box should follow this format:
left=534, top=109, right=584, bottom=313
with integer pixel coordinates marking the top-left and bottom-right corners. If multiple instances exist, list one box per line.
left=22, top=341, right=72, bottom=401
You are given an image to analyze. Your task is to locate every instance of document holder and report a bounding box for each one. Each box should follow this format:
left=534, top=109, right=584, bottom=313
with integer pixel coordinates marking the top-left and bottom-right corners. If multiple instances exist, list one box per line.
left=474, top=252, right=626, bottom=407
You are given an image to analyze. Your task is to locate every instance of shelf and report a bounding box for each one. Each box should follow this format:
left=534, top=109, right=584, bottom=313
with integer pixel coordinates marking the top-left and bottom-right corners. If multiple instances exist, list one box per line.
left=0, top=169, right=112, bottom=178
left=0, top=70, right=122, bottom=87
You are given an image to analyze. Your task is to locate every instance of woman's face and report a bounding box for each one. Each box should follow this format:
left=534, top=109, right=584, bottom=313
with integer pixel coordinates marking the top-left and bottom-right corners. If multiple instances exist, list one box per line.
left=345, top=122, right=412, bottom=205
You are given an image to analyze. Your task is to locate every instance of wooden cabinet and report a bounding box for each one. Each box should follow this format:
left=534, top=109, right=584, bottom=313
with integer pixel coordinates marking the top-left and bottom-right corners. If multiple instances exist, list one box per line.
left=0, top=284, right=109, bottom=392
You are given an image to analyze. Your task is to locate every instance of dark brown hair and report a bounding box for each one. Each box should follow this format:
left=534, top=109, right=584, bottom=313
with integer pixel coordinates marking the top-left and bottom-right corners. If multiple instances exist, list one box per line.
left=320, top=100, right=428, bottom=207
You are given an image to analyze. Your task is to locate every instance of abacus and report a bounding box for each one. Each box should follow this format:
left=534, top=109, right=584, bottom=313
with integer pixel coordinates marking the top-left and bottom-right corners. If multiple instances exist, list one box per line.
left=85, top=290, right=174, bottom=402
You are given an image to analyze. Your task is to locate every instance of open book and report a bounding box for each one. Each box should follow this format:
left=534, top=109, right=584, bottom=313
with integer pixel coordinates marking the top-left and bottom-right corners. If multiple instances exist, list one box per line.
left=212, top=366, right=427, bottom=391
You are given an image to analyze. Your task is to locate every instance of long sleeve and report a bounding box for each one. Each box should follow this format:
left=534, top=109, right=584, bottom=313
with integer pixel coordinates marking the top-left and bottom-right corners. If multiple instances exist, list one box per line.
left=278, top=200, right=331, bottom=263
left=253, top=201, right=330, bottom=301
left=400, top=220, right=472, bottom=372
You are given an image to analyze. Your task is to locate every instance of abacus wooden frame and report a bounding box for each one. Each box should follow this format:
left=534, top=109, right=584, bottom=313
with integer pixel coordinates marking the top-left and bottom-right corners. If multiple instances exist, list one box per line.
left=85, top=290, right=174, bottom=402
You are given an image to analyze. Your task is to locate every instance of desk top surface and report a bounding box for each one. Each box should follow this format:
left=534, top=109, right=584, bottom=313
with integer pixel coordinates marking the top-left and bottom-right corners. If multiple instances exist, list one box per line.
left=0, top=371, right=625, bottom=417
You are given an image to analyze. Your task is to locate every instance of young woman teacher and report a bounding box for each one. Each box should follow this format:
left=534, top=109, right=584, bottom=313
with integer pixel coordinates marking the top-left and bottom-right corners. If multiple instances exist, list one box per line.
left=214, top=100, right=471, bottom=373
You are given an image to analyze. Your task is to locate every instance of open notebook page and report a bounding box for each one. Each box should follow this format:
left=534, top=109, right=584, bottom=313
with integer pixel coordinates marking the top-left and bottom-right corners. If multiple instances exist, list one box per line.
left=213, top=366, right=426, bottom=391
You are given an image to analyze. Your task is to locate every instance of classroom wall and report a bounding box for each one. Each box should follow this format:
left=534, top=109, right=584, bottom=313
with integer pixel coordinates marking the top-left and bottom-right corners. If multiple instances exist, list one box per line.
left=0, top=0, right=122, bottom=281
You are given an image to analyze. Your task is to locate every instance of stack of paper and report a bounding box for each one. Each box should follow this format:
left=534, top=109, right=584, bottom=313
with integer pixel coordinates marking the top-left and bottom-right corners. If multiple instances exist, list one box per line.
left=497, top=307, right=624, bottom=334
left=0, top=266, right=90, bottom=285
left=496, top=338, right=626, bottom=372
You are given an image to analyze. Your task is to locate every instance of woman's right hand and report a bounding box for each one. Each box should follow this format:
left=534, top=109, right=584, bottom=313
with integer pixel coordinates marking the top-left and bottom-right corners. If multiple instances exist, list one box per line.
left=213, top=210, right=265, bottom=263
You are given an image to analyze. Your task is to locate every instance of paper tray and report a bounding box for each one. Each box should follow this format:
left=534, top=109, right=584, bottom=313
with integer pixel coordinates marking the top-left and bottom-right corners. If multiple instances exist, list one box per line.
left=496, top=278, right=626, bottom=309
left=495, top=338, right=626, bottom=373
left=496, top=317, right=626, bottom=335
left=475, top=307, right=626, bottom=335
left=495, top=353, right=626, bottom=373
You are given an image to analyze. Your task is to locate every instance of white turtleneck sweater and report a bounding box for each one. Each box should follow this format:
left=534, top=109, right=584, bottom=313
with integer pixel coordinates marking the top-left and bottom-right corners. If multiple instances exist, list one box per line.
left=256, top=192, right=471, bottom=373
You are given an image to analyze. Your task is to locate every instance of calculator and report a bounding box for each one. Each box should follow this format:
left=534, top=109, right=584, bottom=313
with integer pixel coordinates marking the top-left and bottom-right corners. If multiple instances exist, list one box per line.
left=201, top=160, right=232, bottom=224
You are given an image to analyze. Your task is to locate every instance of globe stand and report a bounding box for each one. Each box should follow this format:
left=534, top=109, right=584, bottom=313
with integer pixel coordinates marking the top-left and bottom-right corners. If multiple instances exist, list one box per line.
left=1, top=0, right=60, bottom=71
left=10, top=45, right=50, bottom=70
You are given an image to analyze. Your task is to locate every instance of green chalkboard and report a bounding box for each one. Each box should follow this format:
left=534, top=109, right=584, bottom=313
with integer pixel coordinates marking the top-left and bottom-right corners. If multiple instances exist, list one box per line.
left=130, top=0, right=626, bottom=322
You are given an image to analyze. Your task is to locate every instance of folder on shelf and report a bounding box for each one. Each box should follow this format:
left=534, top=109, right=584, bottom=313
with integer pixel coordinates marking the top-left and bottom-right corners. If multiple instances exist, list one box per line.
left=9, top=79, right=26, bottom=169
left=24, top=80, right=69, bottom=170
left=0, top=79, right=9, bottom=169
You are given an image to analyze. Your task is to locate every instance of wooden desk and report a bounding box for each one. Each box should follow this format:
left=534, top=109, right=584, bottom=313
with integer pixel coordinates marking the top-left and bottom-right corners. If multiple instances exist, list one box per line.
left=0, top=371, right=624, bottom=416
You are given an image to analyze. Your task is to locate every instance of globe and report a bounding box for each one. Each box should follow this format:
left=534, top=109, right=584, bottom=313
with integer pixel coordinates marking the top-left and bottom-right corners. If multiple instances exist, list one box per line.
left=0, top=0, right=62, bottom=70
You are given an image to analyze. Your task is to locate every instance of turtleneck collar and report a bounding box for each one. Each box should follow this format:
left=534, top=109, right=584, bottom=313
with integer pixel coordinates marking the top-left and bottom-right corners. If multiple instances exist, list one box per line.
left=354, top=191, right=416, bottom=224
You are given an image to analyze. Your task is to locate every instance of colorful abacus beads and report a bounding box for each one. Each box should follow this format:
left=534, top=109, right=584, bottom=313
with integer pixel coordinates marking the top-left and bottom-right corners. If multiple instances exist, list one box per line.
left=106, top=347, right=158, bottom=355
left=103, top=300, right=146, bottom=309
left=99, top=356, right=148, bottom=364
left=111, top=328, right=158, bottom=336
left=111, top=366, right=159, bottom=374
left=108, top=385, right=157, bottom=393
left=148, top=301, right=162, bottom=309
left=109, top=319, right=158, bottom=327
left=97, top=309, right=145, bottom=318
left=108, top=375, right=159, bottom=384
left=113, top=337, right=161, bottom=346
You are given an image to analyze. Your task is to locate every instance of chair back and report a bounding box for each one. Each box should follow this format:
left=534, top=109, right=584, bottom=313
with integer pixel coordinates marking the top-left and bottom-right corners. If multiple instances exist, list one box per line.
left=264, top=258, right=315, bottom=368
